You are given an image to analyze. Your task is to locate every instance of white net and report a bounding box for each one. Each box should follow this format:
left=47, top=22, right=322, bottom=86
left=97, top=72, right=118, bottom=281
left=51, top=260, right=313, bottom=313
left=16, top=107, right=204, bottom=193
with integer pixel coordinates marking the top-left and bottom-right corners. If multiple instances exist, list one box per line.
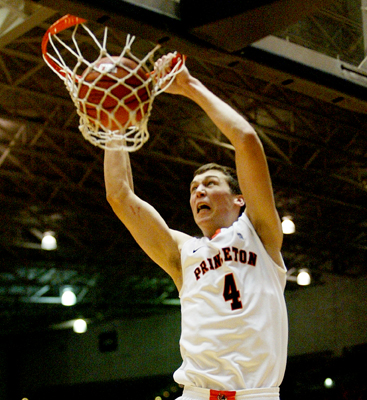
left=43, top=16, right=185, bottom=151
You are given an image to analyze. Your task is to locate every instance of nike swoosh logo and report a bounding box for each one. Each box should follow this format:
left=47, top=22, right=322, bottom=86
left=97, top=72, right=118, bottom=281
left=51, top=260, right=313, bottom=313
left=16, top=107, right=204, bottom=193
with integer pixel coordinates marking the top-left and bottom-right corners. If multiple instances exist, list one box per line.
left=193, top=246, right=205, bottom=253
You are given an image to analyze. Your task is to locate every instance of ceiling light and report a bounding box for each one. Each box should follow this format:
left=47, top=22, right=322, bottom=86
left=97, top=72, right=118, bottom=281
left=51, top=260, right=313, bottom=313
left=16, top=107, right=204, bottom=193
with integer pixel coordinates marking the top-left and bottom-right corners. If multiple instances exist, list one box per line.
left=61, top=288, right=77, bottom=306
left=41, top=231, right=57, bottom=250
left=297, top=269, right=311, bottom=286
left=282, top=216, right=295, bottom=234
left=324, top=377, right=335, bottom=389
left=50, top=318, right=91, bottom=330
left=73, top=319, right=87, bottom=333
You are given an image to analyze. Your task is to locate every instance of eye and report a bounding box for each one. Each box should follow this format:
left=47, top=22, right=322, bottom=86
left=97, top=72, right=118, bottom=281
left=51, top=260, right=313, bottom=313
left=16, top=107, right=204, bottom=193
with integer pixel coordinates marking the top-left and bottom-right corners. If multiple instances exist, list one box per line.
left=206, top=180, right=217, bottom=187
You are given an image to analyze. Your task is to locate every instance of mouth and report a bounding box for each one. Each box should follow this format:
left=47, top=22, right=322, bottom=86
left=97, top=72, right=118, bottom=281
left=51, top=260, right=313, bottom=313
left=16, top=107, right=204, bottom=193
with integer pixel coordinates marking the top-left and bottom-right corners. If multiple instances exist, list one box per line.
left=197, top=203, right=210, bottom=213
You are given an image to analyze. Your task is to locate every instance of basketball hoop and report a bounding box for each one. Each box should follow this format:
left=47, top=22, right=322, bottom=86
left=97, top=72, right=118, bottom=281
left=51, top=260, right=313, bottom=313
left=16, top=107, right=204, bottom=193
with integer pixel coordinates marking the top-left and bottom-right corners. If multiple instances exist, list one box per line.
left=42, top=15, right=185, bottom=151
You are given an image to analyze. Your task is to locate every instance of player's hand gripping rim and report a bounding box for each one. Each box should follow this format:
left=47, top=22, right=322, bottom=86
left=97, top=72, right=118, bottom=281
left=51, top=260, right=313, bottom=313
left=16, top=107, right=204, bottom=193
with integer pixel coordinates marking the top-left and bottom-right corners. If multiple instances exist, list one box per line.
left=152, top=53, right=187, bottom=94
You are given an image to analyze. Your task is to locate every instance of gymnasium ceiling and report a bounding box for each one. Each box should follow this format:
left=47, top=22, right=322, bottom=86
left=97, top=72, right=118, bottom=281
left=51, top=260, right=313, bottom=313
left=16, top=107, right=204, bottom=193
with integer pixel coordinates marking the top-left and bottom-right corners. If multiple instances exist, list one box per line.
left=0, top=0, right=367, bottom=335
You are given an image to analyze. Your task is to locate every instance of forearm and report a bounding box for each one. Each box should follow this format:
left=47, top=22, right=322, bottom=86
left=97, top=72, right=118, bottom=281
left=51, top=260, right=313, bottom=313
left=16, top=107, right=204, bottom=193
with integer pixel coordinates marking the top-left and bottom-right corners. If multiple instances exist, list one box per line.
left=159, top=54, right=256, bottom=147
left=104, top=144, right=184, bottom=289
left=104, top=143, right=134, bottom=202
left=179, top=76, right=257, bottom=147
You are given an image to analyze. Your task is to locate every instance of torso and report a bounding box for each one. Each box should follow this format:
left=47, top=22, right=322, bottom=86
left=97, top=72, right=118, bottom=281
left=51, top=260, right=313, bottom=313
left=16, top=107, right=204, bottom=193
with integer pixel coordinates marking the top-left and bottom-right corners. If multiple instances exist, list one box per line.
left=173, top=213, right=288, bottom=391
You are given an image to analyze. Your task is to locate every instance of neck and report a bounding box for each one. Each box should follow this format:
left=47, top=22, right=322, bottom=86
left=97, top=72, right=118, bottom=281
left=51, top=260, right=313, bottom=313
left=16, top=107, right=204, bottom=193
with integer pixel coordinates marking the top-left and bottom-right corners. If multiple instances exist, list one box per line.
left=201, top=217, right=240, bottom=238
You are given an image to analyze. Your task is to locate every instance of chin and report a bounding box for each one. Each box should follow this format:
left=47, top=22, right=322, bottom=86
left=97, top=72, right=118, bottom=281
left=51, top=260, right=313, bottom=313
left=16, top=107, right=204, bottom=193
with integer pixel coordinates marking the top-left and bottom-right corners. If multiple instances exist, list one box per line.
left=195, top=218, right=214, bottom=233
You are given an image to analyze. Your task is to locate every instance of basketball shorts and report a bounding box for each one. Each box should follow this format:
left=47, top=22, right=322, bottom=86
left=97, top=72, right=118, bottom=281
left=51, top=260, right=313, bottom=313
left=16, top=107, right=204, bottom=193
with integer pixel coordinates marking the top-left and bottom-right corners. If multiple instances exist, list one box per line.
left=176, top=386, right=280, bottom=400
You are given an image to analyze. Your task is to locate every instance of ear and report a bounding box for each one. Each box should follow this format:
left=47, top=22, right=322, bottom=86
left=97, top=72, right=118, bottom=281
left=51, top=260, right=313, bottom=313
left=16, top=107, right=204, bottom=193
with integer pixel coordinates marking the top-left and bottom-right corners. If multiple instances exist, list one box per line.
left=234, top=195, right=245, bottom=207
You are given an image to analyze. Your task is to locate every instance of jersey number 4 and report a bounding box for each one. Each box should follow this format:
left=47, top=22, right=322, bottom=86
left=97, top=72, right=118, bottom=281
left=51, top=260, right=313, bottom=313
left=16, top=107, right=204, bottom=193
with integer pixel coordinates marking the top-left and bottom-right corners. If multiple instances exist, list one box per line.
left=223, top=273, right=243, bottom=310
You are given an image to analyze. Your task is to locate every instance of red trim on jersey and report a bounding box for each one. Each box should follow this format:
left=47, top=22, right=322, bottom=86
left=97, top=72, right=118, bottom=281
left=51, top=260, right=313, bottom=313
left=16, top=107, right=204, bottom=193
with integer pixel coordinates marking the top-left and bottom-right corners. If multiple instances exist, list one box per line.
left=211, top=228, right=221, bottom=239
left=210, top=389, right=236, bottom=400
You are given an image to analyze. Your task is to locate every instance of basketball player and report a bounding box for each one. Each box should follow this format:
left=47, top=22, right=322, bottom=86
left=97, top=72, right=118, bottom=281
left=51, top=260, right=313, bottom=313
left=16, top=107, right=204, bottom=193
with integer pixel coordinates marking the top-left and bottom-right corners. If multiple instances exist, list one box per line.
left=104, top=54, right=288, bottom=400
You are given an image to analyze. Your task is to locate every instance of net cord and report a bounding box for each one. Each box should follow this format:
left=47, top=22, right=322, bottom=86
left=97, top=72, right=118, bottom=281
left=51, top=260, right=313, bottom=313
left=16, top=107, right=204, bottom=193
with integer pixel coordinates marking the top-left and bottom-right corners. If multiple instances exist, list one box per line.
left=42, top=15, right=185, bottom=151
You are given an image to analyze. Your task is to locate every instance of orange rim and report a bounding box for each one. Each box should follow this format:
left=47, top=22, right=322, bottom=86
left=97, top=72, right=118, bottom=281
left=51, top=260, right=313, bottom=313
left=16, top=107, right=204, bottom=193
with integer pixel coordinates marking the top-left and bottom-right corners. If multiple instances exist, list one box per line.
left=42, top=14, right=87, bottom=76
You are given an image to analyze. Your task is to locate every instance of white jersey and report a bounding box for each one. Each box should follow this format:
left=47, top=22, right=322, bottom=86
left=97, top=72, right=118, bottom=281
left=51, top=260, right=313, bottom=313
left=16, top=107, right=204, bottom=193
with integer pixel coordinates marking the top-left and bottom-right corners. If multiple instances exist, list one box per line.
left=173, top=212, right=288, bottom=392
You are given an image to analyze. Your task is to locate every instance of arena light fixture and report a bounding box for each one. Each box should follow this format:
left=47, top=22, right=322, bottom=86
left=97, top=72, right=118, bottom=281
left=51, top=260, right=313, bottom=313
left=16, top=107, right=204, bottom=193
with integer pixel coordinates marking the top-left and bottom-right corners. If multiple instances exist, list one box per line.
left=281, top=216, right=296, bottom=234
left=41, top=231, right=57, bottom=250
left=324, top=377, right=335, bottom=389
left=296, top=269, right=311, bottom=286
left=61, top=287, right=77, bottom=306
left=73, top=319, right=87, bottom=333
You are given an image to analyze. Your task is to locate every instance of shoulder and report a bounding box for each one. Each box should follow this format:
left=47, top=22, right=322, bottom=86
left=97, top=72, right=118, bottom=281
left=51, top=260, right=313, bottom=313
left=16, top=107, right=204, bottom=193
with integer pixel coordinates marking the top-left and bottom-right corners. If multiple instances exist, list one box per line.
left=167, top=229, right=194, bottom=291
left=170, top=229, right=194, bottom=251
left=243, top=211, right=284, bottom=268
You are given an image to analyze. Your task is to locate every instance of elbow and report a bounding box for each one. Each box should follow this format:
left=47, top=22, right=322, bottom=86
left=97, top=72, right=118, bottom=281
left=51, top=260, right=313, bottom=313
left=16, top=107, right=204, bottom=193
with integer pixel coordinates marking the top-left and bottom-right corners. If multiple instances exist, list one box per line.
left=106, top=191, right=122, bottom=211
left=106, top=193, right=126, bottom=220
left=231, top=121, right=259, bottom=144
left=106, top=187, right=132, bottom=216
left=233, top=129, right=262, bottom=153
left=242, top=127, right=260, bottom=142
left=106, top=192, right=114, bottom=206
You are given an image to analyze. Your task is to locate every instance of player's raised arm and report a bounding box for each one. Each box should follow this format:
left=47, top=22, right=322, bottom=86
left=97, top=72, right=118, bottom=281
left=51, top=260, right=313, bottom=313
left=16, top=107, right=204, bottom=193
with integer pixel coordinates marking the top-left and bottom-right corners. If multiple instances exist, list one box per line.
left=161, top=55, right=283, bottom=265
left=104, top=143, right=188, bottom=290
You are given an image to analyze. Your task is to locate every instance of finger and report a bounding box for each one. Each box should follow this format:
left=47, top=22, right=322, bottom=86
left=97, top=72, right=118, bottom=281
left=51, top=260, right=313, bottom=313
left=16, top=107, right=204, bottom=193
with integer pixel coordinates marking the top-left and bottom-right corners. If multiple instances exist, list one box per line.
left=172, top=53, right=186, bottom=68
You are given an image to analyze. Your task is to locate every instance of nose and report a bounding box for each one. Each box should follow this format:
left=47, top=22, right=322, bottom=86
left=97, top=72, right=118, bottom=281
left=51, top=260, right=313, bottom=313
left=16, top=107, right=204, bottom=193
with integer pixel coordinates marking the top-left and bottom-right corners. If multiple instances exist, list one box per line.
left=195, top=184, right=206, bottom=196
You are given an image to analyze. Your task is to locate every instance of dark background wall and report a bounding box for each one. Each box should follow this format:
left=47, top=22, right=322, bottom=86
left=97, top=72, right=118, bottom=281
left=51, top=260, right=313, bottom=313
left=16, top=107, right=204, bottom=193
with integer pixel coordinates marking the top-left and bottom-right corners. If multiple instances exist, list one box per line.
left=1, top=275, right=367, bottom=400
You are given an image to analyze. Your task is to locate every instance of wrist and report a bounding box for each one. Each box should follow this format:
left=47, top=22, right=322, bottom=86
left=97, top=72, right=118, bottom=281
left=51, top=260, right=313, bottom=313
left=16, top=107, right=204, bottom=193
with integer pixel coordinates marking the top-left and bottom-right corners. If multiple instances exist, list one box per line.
left=179, top=76, right=204, bottom=99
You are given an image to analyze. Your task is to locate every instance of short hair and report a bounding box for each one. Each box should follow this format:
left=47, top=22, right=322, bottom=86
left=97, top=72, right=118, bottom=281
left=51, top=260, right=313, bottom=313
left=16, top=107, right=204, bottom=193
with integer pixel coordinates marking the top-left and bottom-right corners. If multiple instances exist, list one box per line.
left=193, top=163, right=241, bottom=195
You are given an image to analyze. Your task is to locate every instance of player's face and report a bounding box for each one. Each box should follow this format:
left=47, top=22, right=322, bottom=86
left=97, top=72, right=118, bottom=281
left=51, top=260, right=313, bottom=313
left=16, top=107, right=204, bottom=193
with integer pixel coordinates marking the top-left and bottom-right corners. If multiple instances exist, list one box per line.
left=190, top=170, right=243, bottom=237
